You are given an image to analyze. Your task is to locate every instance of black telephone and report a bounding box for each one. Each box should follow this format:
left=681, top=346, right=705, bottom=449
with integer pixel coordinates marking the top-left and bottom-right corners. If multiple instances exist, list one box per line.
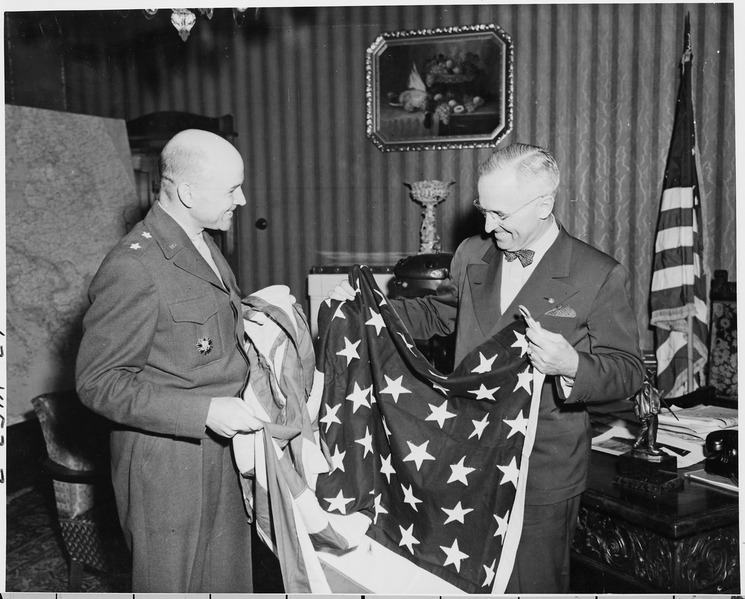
left=704, top=430, right=738, bottom=483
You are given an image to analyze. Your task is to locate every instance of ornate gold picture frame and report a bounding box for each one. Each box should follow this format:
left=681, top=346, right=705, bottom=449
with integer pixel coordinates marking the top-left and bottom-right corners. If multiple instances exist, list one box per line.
left=366, top=23, right=514, bottom=152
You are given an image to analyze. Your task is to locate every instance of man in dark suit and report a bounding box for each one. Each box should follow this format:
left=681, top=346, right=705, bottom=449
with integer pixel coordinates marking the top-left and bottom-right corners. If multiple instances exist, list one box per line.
left=329, top=143, right=644, bottom=592
left=76, top=129, right=263, bottom=592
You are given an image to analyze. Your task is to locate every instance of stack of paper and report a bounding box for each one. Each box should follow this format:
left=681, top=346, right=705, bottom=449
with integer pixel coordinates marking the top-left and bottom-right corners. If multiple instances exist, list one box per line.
left=658, top=405, right=738, bottom=440
left=591, top=417, right=706, bottom=468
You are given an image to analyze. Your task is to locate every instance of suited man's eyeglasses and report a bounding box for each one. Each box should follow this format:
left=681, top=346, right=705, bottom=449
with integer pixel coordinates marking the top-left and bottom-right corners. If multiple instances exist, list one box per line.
left=473, top=194, right=551, bottom=222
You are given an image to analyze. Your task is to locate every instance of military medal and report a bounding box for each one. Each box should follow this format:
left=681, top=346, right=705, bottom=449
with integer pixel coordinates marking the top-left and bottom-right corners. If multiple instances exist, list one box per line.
left=196, top=337, right=213, bottom=355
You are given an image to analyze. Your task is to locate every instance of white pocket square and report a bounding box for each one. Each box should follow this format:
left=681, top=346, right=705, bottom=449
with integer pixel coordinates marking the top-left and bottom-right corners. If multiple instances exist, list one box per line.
left=545, top=305, right=577, bottom=318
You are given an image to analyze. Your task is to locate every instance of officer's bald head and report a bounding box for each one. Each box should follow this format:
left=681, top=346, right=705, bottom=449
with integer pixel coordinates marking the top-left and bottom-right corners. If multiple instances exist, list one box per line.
left=159, top=129, right=239, bottom=190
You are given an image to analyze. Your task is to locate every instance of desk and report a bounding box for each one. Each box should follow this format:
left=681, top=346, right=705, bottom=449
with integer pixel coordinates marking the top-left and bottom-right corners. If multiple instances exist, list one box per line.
left=571, top=451, right=740, bottom=593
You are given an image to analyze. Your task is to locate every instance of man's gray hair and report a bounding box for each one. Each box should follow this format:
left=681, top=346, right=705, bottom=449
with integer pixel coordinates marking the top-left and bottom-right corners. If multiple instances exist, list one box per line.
left=478, top=143, right=560, bottom=196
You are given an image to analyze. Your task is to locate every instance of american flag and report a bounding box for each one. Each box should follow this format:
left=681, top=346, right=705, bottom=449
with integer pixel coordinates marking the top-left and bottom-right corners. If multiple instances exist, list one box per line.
left=313, top=265, right=542, bottom=593
left=650, top=14, right=708, bottom=398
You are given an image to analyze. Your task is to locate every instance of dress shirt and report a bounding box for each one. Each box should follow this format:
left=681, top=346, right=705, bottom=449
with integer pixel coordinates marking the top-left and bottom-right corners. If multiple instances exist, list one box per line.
left=500, top=217, right=560, bottom=312
left=499, top=217, right=574, bottom=394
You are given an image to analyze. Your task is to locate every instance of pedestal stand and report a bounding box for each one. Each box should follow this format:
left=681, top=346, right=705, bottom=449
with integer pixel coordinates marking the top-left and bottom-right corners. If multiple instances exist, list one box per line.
left=403, top=179, right=454, bottom=254
left=614, top=451, right=683, bottom=494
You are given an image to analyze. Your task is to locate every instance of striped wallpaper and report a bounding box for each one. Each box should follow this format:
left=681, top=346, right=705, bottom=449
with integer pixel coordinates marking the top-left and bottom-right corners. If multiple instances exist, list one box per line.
left=6, top=3, right=736, bottom=351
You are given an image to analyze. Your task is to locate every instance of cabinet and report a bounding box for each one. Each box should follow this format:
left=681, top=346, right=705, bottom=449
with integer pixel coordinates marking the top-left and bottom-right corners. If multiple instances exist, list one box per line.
left=570, top=451, right=740, bottom=593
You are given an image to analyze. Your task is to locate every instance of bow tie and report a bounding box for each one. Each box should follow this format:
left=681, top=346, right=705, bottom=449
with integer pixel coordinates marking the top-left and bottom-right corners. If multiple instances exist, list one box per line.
left=503, top=248, right=535, bottom=267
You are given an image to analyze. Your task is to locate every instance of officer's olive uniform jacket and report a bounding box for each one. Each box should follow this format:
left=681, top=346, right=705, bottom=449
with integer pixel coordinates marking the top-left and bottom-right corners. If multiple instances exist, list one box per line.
left=76, top=202, right=253, bottom=592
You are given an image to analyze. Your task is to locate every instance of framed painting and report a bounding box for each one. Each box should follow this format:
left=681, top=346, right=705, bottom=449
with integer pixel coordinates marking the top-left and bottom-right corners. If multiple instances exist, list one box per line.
left=366, top=23, right=514, bottom=152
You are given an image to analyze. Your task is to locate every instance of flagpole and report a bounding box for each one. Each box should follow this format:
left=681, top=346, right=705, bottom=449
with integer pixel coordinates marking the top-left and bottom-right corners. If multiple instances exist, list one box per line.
left=686, top=312, right=694, bottom=392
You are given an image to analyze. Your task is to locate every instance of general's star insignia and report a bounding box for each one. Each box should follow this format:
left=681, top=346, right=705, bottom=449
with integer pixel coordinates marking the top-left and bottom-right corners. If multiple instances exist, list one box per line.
left=196, top=337, right=213, bottom=355
left=130, top=242, right=141, bottom=250
left=142, top=231, right=152, bottom=239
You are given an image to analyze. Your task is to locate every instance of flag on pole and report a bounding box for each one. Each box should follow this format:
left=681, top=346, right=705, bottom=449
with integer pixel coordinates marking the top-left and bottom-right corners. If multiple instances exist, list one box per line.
left=313, top=266, right=543, bottom=593
left=650, top=13, right=708, bottom=399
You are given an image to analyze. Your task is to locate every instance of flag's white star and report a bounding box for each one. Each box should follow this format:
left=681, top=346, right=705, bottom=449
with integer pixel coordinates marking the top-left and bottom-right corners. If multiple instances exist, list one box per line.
left=374, top=289, right=388, bottom=305
left=497, top=456, right=520, bottom=488
left=365, top=309, right=386, bottom=335
left=324, top=489, right=354, bottom=514
left=130, top=242, right=141, bottom=250
left=345, top=382, right=372, bottom=413
left=469, top=413, right=490, bottom=440
left=398, top=523, right=420, bottom=554
left=320, top=402, right=341, bottom=432
left=442, top=501, right=474, bottom=525
left=403, top=440, right=436, bottom=471
left=440, top=538, right=469, bottom=572
left=472, top=351, right=498, bottom=373
left=483, top=558, right=497, bottom=587
left=511, top=330, right=529, bottom=357
left=468, top=383, right=500, bottom=401
left=332, top=302, right=347, bottom=321
left=401, top=484, right=422, bottom=511
left=428, top=370, right=448, bottom=380
left=141, top=231, right=152, bottom=239
left=493, top=509, right=510, bottom=540
left=504, top=409, right=529, bottom=438
left=329, top=445, right=346, bottom=472
left=397, top=331, right=416, bottom=353
left=426, top=401, right=456, bottom=428
left=432, top=382, right=449, bottom=395
left=382, top=415, right=392, bottom=438
left=447, top=456, right=476, bottom=485
left=380, top=375, right=411, bottom=403
left=336, top=337, right=360, bottom=365
left=380, top=453, right=396, bottom=482
left=373, top=493, right=388, bottom=524
left=514, top=366, right=532, bottom=394
left=355, top=426, right=374, bottom=458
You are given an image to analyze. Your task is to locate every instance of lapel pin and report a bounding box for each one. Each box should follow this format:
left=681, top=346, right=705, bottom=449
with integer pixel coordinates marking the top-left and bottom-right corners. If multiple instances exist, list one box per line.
left=196, top=337, right=213, bottom=355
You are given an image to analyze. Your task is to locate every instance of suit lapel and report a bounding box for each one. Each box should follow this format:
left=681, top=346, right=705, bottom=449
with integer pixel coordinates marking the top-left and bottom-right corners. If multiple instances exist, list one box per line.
left=492, top=228, right=580, bottom=334
left=203, top=232, right=240, bottom=296
left=147, top=203, right=228, bottom=291
left=467, top=243, right=503, bottom=335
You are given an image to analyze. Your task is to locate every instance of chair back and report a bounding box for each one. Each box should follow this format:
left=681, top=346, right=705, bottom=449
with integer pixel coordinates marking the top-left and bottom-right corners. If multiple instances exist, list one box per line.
left=31, top=390, right=112, bottom=517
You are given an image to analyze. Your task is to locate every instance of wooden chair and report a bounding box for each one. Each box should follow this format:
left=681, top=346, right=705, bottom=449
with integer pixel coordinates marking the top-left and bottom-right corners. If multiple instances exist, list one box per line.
left=31, top=390, right=129, bottom=590
left=707, top=270, right=737, bottom=407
